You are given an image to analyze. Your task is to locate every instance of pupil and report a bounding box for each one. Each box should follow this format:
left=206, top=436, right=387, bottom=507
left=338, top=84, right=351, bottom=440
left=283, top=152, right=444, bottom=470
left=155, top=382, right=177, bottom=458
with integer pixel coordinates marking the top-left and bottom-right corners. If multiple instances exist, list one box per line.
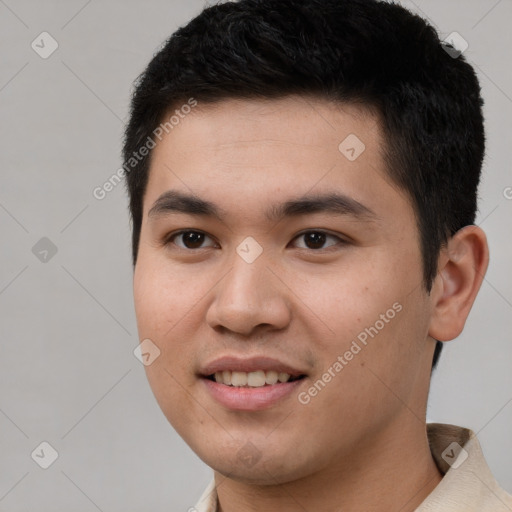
left=306, top=232, right=325, bottom=249
left=184, top=231, right=204, bottom=248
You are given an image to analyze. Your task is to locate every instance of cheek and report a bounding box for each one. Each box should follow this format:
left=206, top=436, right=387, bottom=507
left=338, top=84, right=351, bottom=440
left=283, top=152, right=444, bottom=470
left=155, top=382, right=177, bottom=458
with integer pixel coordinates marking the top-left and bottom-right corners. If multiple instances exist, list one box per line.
left=134, top=258, right=203, bottom=430
left=295, top=260, right=398, bottom=345
left=298, top=248, right=427, bottom=398
left=133, top=255, right=202, bottom=338
left=133, top=254, right=216, bottom=381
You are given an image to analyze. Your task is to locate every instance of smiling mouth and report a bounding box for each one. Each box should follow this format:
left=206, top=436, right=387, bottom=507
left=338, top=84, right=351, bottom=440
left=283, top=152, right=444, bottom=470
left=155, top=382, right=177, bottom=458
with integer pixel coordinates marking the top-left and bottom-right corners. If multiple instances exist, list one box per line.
left=205, top=370, right=306, bottom=388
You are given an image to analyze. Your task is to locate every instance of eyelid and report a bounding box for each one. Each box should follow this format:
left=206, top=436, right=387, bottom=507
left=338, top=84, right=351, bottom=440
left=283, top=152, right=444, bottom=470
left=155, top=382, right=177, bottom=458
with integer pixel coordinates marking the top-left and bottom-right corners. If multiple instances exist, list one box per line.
left=290, top=229, right=349, bottom=250
left=164, top=229, right=218, bottom=249
left=163, top=228, right=350, bottom=251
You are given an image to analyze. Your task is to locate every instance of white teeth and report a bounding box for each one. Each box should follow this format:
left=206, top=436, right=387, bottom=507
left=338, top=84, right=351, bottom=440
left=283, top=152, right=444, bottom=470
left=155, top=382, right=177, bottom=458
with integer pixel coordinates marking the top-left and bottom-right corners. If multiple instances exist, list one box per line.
left=247, top=370, right=266, bottom=387
left=265, top=370, right=279, bottom=385
left=222, top=370, right=232, bottom=385
left=211, top=370, right=293, bottom=387
left=231, top=371, right=248, bottom=387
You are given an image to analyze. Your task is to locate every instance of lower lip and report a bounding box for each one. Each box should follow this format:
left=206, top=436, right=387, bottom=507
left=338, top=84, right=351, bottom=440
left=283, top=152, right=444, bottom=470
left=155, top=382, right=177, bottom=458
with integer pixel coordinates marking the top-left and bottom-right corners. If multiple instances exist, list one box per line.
left=202, top=377, right=304, bottom=411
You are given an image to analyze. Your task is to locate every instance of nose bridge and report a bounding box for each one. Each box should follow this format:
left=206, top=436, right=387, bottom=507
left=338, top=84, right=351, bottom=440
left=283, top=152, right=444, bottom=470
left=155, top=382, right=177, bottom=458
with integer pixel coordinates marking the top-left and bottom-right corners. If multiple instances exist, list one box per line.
left=229, top=252, right=266, bottom=301
left=206, top=242, right=291, bottom=334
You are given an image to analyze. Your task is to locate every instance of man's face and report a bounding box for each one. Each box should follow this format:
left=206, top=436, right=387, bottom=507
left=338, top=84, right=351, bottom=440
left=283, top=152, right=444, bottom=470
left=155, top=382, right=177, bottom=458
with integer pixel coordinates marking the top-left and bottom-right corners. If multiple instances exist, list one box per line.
left=133, top=96, right=437, bottom=483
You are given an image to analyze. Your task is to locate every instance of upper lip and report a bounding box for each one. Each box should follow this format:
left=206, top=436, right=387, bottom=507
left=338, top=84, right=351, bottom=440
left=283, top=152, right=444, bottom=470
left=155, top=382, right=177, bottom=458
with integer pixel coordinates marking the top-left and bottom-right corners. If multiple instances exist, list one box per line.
left=199, top=356, right=306, bottom=378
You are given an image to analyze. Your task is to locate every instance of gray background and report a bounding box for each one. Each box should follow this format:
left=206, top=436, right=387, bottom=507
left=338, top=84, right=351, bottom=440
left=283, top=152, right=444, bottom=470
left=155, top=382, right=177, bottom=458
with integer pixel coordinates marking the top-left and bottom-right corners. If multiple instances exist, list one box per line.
left=0, top=0, right=510, bottom=510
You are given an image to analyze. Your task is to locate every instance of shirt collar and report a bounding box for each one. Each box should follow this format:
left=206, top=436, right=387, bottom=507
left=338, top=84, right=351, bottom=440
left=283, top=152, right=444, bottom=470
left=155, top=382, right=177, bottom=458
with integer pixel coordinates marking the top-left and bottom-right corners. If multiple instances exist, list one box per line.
left=193, top=423, right=512, bottom=512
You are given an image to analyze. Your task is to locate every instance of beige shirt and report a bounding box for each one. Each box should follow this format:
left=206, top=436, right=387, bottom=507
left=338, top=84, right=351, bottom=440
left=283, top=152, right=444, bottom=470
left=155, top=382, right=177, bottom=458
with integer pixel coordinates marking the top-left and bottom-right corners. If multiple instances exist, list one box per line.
left=193, top=423, right=512, bottom=511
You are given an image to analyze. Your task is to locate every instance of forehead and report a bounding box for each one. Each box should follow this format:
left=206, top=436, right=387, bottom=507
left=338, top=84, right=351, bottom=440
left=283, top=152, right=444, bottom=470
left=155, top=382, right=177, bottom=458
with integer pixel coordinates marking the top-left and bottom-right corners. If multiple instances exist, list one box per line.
left=155, top=95, right=380, bottom=157
left=143, top=95, right=410, bottom=225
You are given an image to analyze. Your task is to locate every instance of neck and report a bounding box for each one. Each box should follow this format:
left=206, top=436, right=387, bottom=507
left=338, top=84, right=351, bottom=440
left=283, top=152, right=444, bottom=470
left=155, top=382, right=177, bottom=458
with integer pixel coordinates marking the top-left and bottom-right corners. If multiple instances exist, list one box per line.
left=215, top=418, right=443, bottom=512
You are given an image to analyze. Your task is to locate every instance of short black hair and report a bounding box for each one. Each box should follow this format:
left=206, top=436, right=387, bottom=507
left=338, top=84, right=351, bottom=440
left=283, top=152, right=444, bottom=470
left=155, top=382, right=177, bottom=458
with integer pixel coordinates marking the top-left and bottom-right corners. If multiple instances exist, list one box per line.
left=122, top=0, right=486, bottom=370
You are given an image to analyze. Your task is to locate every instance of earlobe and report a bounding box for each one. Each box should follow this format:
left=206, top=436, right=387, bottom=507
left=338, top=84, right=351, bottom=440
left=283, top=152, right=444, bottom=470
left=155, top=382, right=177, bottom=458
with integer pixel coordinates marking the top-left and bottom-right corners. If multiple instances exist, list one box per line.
left=428, top=225, right=489, bottom=342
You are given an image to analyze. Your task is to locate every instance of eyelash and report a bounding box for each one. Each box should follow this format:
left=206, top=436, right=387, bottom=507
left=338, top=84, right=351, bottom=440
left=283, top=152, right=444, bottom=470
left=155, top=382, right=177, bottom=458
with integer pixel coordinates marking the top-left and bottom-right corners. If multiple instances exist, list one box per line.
left=163, top=229, right=348, bottom=252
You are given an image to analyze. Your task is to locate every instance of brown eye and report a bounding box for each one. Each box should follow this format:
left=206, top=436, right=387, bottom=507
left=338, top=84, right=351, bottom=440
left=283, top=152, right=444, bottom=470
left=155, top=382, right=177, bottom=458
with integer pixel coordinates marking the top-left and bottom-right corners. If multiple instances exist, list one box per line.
left=167, top=230, right=216, bottom=250
left=303, top=232, right=327, bottom=249
left=292, top=231, right=344, bottom=250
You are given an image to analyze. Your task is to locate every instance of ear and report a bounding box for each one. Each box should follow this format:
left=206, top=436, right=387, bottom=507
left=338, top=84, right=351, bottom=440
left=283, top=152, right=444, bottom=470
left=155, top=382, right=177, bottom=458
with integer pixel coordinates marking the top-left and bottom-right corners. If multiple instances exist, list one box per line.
left=428, top=225, right=489, bottom=342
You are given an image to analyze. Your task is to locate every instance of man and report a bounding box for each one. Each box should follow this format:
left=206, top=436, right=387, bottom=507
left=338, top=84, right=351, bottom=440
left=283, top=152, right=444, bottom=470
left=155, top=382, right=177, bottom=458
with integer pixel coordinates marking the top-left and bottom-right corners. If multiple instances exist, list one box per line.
left=122, top=0, right=512, bottom=510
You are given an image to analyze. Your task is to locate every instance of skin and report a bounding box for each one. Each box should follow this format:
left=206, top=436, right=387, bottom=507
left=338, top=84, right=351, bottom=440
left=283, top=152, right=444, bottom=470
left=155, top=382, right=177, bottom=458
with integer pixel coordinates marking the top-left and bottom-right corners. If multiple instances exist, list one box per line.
left=133, top=95, right=489, bottom=512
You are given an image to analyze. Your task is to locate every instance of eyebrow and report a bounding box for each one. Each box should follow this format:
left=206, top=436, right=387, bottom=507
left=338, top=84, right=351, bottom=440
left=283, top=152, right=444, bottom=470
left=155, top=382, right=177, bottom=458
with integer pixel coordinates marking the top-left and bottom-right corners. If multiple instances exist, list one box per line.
left=148, top=189, right=378, bottom=223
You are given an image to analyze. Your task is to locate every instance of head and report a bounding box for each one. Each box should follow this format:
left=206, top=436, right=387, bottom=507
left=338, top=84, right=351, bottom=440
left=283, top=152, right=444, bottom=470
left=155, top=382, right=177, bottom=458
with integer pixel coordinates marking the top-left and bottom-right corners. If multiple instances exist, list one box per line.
left=123, top=0, right=488, bottom=485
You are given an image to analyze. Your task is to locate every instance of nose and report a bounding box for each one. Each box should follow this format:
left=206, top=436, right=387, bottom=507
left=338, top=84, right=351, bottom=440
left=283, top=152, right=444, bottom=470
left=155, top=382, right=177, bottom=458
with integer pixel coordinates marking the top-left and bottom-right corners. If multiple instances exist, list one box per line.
left=205, top=251, right=292, bottom=337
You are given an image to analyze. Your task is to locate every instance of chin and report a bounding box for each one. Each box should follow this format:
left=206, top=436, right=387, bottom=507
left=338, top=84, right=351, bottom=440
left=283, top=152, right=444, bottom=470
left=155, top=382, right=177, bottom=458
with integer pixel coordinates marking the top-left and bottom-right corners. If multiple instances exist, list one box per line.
left=192, top=440, right=319, bottom=485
